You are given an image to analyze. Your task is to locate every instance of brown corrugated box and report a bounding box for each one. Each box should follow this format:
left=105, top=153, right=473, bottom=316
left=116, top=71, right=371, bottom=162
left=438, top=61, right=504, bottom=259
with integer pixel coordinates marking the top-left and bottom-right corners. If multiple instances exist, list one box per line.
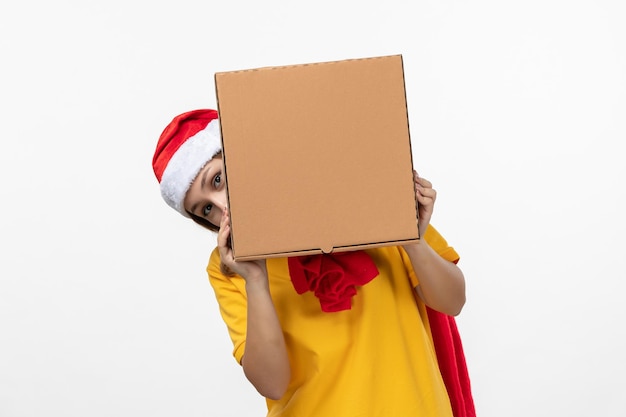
left=215, top=54, right=419, bottom=261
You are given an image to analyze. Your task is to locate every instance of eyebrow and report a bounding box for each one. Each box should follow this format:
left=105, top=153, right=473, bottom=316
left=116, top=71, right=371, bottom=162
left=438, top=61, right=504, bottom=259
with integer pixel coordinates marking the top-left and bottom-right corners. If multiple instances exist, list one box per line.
left=200, top=163, right=211, bottom=190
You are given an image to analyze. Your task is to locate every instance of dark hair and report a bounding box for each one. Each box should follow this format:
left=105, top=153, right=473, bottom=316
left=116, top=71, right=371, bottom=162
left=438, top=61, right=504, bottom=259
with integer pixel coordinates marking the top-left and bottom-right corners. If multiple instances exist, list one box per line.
left=188, top=211, right=219, bottom=232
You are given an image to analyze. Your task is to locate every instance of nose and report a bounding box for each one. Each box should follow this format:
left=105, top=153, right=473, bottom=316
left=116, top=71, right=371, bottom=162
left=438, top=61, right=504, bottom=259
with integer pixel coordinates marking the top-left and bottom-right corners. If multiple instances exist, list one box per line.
left=212, top=190, right=228, bottom=214
left=214, top=199, right=227, bottom=212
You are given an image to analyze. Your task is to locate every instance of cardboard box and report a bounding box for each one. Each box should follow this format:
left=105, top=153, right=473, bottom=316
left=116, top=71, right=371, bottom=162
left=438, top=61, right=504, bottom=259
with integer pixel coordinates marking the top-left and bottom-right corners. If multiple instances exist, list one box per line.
left=215, top=54, right=419, bottom=261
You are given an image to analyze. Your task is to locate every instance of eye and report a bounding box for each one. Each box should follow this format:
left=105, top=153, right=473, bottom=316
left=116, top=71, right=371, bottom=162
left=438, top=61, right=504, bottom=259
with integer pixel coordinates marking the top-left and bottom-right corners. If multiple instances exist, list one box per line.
left=203, top=203, right=213, bottom=217
left=213, top=173, right=222, bottom=188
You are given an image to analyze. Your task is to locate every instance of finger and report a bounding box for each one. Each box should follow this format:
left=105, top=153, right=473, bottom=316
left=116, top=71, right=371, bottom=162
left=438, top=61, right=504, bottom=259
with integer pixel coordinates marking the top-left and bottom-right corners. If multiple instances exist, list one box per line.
left=418, top=186, right=437, bottom=199
left=416, top=176, right=432, bottom=188
left=220, top=206, right=229, bottom=227
left=415, top=178, right=435, bottom=193
left=217, top=209, right=231, bottom=249
left=415, top=186, right=436, bottom=204
left=416, top=192, right=433, bottom=205
left=218, top=234, right=231, bottom=262
left=413, top=171, right=421, bottom=186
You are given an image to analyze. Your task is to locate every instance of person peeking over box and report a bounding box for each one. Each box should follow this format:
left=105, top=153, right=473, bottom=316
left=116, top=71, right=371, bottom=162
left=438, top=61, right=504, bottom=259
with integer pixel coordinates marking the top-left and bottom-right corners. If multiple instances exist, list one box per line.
left=152, top=109, right=475, bottom=417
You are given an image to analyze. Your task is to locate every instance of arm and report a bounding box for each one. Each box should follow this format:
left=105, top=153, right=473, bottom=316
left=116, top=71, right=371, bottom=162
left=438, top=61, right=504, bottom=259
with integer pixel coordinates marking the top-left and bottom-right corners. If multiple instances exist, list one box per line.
left=218, top=209, right=291, bottom=400
left=404, top=172, right=466, bottom=316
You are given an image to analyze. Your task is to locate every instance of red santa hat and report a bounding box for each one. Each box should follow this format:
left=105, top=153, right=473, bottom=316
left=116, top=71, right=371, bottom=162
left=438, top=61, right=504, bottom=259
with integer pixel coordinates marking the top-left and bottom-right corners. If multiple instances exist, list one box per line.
left=152, top=109, right=222, bottom=217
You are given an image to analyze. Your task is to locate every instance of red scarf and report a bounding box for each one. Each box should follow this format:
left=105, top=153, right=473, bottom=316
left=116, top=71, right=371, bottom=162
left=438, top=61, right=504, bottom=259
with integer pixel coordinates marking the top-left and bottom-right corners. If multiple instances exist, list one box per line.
left=288, top=251, right=476, bottom=417
left=288, top=251, right=379, bottom=312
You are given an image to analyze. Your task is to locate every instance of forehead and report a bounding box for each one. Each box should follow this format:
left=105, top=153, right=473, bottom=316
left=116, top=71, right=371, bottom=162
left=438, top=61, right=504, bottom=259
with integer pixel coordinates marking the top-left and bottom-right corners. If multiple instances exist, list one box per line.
left=198, top=156, right=223, bottom=178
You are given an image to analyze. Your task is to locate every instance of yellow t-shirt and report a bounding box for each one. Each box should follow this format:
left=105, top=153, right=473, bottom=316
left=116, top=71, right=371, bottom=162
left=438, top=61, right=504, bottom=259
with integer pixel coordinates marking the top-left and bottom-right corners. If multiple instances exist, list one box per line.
left=207, top=225, right=459, bottom=417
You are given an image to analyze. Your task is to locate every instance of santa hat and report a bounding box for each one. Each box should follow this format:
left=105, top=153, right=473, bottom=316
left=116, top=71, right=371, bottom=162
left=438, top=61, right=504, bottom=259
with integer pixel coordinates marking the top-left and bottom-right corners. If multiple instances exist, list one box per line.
left=152, top=109, right=222, bottom=217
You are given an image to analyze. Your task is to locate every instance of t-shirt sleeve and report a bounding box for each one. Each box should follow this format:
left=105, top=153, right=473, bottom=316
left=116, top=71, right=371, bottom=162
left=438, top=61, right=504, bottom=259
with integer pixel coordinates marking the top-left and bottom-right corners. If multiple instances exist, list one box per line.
left=401, top=224, right=460, bottom=288
left=206, top=247, right=248, bottom=364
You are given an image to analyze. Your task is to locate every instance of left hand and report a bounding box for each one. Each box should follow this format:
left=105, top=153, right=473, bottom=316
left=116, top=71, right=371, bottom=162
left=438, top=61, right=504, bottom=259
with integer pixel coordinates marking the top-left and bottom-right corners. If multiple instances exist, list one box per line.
left=217, top=207, right=268, bottom=284
left=413, top=171, right=436, bottom=235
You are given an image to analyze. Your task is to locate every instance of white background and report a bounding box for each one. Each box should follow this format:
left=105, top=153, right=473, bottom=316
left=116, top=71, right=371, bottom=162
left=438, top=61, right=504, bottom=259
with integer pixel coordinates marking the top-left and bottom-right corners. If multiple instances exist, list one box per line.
left=1, top=1, right=625, bottom=416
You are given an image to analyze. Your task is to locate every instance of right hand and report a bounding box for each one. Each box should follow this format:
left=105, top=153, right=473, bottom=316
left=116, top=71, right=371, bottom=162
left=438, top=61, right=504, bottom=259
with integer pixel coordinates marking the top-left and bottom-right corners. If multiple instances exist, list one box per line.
left=218, top=207, right=268, bottom=284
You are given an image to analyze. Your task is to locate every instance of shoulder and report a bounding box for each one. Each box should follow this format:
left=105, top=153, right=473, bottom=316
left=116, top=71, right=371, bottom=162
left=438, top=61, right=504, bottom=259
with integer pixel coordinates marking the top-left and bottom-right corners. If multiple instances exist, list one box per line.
left=423, top=225, right=460, bottom=263
left=207, top=246, right=222, bottom=276
left=206, top=247, right=244, bottom=285
left=206, top=247, right=247, bottom=300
